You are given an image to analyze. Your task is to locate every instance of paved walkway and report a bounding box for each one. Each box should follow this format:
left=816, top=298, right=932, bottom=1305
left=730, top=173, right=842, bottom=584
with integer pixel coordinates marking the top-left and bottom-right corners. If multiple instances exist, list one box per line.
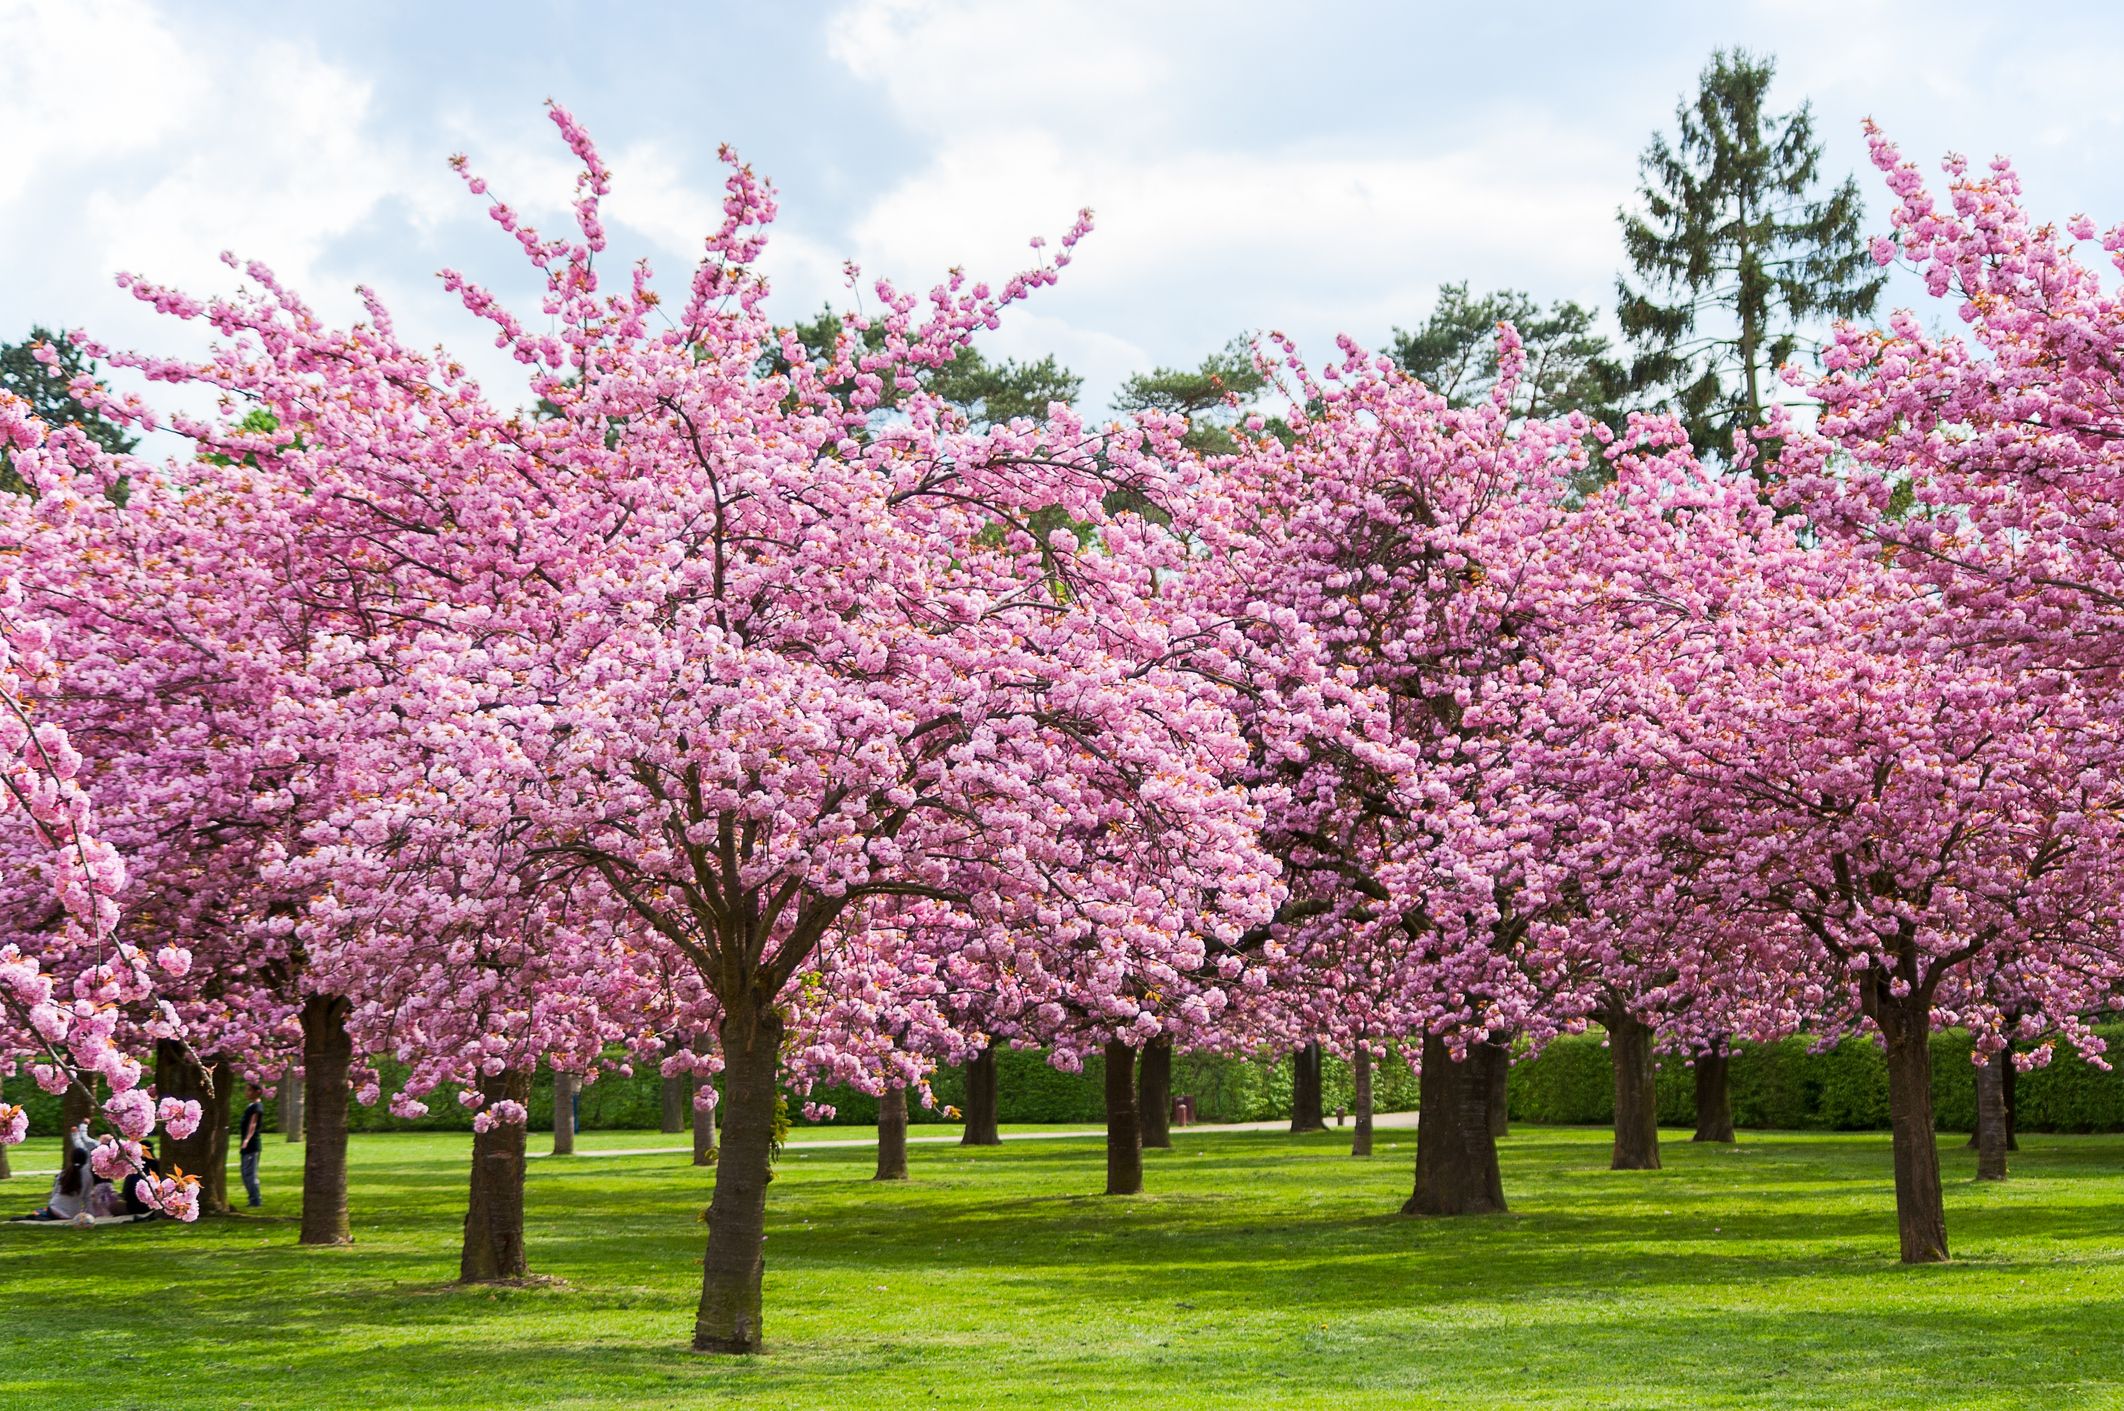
left=534, top=1108, right=1420, bottom=1159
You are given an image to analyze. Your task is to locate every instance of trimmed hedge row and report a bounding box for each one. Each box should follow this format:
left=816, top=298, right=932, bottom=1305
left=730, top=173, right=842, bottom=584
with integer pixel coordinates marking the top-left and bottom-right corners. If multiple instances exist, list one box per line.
left=1506, top=1026, right=2124, bottom=1133
left=2, top=1045, right=1422, bottom=1137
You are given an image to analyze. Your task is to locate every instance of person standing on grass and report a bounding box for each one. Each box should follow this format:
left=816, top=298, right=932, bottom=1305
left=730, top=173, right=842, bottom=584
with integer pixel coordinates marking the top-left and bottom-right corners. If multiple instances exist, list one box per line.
left=239, top=1084, right=265, bottom=1208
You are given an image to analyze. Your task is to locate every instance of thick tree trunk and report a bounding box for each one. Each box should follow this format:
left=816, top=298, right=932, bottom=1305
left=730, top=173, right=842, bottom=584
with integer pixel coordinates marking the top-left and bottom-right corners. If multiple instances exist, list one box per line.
left=61, top=1077, right=94, bottom=1136
left=280, top=1062, right=304, bottom=1143
left=1974, top=1049, right=2009, bottom=1181
left=1289, top=1040, right=1327, bottom=1133
left=1403, top=1031, right=1506, bottom=1216
left=1607, top=1014, right=1662, bottom=1171
left=1104, top=1039, right=1142, bottom=1196
left=299, top=993, right=354, bottom=1247
left=0, top=1139, right=9, bottom=1179
left=1692, top=1039, right=1736, bottom=1143
left=1138, top=1037, right=1173, bottom=1150
left=661, top=1070, right=688, bottom=1135
left=1880, top=999, right=1949, bottom=1263
left=157, top=1044, right=233, bottom=1215
left=550, top=1071, right=578, bottom=1157
left=874, top=1086, right=909, bottom=1181
left=960, top=1045, right=1001, bottom=1147
left=1351, top=1046, right=1374, bottom=1158
left=1482, top=1031, right=1511, bottom=1138
left=459, top=1069, right=531, bottom=1283
left=693, top=1075, right=718, bottom=1167
left=694, top=1005, right=782, bottom=1354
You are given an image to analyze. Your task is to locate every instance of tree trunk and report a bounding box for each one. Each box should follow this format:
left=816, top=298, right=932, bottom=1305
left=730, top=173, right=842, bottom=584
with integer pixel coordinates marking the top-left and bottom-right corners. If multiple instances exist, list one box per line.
left=694, top=1005, right=782, bottom=1354
left=281, top=1062, right=304, bottom=1143
left=1289, top=1040, right=1327, bottom=1133
left=61, top=1077, right=94, bottom=1136
left=1879, top=999, right=1949, bottom=1263
left=1692, top=1039, right=1736, bottom=1143
left=550, top=1071, right=578, bottom=1157
left=299, top=993, right=354, bottom=1247
left=1974, top=1049, right=2009, bottom=1181
left=693, top=1075, right=718, bottom=1167
left=1607, top=1014, right=1662, bottom=1171
left=1403, top=1031, right=1506, bottom=1216
left=1351, top=1046, right=1374, bottom=1158
left=2003, top=1049, right=2018, bottom=1152
left=459, top=1069, right=531, bottom=1283
left=157, top=1044, right=233, bottom=1215
left=1483, top=1030, right=1511, bottom=1138
left=874, top=1086, right=909, bottom=1181
left=1104, top=1039, right=1141, bottom=1196
left=1138, top=1037, right=1172, bottom=1150
left=0, top=1138, right=11, bottom=1179
left=661, top=1070, right=688, bottom=1135
left=960, top=1045, right=1000, bottom=1147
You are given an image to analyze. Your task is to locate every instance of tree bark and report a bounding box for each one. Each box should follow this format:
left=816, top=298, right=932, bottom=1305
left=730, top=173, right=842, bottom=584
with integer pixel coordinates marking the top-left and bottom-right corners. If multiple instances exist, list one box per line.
left=661, top=1070, right=688, bottom=1135
left=960, top=1045, right=1001, bottom=1146
left=1974, top=1049, right=2009, bottom=1181
left=1351, top=1046, right=1374, bottom=1158
left=693, top=1075, right=718, bottom=1167
left=280, top=1062, right=304, bottom=1143
left=61, top=1077, right=94, bottom=1136
left=1104, top=1039, right=1141, bottom=1196
left=874, top=1085, right=909, bottom=1181
left=1482, top=1030, right=1511, bottom=1138
left=0, top=1139, right=9, bottom=1179
left=2003, top=1049, right=2018, bottom=1152
left=157, top=1044, right=233, bottom=1215
left=1289, top=1040, right=1327, bottom=1133
left=1879, top=999, right=1949, bottom=1263
left=694, top=1004, right=782, bottom=1354
left=1403, top=1031, right=1506, bottom=1216
left=299, top=993, right=354, bottom=1247
left=550, top=1071, right=578, bottom=1157
left=1607, top=1014, right=1662, bottom=1171
left=1692, top=1039, right=1736, bottom=1143
left=459, top=1068, right=531, bottom=1283
left=1138, top=1036, right=1173, bottom=1150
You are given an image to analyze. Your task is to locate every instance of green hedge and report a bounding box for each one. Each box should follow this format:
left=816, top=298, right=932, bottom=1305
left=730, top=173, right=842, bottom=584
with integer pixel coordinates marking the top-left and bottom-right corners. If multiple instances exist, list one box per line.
left=3, top=1045, right=1423, bottom=1137
left=1506, top=1026, right=2124, bottom=1132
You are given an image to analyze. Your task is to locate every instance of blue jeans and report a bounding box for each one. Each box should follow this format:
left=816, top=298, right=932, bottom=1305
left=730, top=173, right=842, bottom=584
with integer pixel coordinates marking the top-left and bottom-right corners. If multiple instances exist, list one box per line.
left=240, top=1145, right=261, bottom=1206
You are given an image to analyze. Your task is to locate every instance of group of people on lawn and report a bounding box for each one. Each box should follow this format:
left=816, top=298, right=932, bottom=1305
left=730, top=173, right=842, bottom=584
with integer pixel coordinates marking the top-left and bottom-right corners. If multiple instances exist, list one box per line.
left=17, top=1085, right=264, bottom=1225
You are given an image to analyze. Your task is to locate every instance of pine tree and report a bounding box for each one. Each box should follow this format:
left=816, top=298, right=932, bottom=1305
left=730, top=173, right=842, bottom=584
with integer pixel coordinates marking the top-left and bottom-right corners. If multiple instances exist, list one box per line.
left=0, top=326, right=137, bottom=495
left=1390, top=283, right=1625, bottom=426
left=1616, top=50, right=1884, bottom=463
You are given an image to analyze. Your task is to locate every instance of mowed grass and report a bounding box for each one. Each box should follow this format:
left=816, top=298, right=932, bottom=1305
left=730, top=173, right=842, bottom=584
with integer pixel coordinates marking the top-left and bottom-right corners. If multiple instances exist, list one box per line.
left=5, top=1124, right=2123, bottom=1410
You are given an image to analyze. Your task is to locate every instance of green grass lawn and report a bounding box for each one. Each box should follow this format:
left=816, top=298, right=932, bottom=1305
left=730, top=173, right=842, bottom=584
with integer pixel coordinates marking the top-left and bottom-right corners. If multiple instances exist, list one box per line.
left=4, top=1124, right=2122, bottom=1409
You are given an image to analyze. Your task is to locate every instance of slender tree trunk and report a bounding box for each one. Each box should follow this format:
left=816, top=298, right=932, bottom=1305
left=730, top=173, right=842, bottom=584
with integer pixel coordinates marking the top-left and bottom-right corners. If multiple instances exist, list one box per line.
left=1138, top=1037, right=1172, bottom=1150
left=0, top=1139, right=9, bottom=1179
left=1403, top=1031, right=1506, bottom=1216
left=1351, top=1046, right=1374, bottom=1158
left=874, top=1086, right=909, bottom=1181
left=550, top=1071, right=578, bottom=1157
left=459, top=1069, right=531, bottom=1283
left=1879, top=999, right=1949, bottom=1263
left=2003, top=1050, right=2018, bottom=1152
left=1974, top=1049, right=2009, bottom=1181
left=1104, top=1040, right=1142, bottom=1196
left=960, top=1045, right=1001, bottom=1147
left=157, top=1044, right=233, bottom=1215
left=1483, top=1030, right=1511, bottom=1138
left=1692, top=1038, right=1736, bottom=1143
left=694, top=1005, right=782, bottom=1354
left=1289, top=1040, right=1327, bottom=1133
left=661, top=1070, right=688, bottom=1135
left=1607, top=1014, right=1661, bottom=1171
left=281, top=1062, right=304, bottom=1143
left=693, top=1075, right=717, bottom=1167
left=299, top=993, right=354, bottom=1247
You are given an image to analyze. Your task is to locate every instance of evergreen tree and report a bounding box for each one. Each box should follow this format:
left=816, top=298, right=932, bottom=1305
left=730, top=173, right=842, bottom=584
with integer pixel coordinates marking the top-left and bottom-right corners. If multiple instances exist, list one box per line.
left=1390, top=283, right=1625, bottom=425
left=0, top=326, right=137, bottom=495
left=1616, top=49, right=1884, bottom=462
left=1113, top=336, right=1273, bottom=455
left=767, top=306, right=1079, bottom=428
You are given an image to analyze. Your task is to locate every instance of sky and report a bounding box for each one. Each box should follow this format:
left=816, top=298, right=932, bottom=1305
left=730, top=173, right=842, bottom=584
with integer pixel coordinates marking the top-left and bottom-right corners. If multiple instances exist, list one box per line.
left=4, top=0, right=2123, bottom=423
